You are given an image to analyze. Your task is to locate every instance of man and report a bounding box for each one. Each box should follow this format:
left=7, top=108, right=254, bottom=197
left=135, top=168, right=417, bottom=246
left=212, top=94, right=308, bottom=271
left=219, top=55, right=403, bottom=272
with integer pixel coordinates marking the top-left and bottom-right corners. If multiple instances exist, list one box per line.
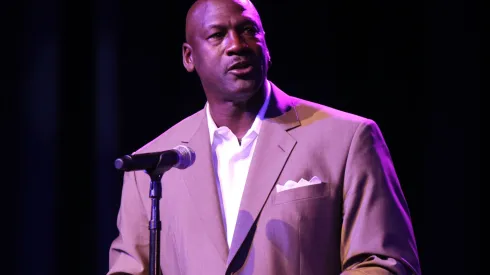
left=108, top=0, right=422, bottom=274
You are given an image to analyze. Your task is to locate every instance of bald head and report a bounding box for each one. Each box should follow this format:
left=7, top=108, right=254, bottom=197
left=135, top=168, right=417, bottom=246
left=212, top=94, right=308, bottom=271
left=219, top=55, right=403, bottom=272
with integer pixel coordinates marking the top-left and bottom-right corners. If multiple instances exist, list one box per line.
left=181, top=0, right=270, bottom=102
left=185, top=0, right=263, bottom=44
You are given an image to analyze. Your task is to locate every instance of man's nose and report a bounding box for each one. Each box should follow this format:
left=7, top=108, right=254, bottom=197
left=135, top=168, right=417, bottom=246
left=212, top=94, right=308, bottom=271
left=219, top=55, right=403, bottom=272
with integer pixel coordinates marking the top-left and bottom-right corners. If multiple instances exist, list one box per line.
left=225, top=31, right=248, bottom=56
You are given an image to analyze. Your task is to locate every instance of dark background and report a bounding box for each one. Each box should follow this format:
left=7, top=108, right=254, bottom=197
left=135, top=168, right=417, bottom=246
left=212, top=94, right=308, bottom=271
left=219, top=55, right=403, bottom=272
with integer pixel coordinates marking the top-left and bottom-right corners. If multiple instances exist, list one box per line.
left=3, top=0, right=479, bottom=274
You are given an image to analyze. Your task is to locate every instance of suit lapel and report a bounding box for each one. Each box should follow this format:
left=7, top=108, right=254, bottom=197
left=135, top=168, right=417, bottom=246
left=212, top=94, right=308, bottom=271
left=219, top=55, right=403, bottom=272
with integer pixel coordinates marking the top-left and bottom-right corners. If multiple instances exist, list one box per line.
left=226, top=85, right=301, bottom=266
left=180, top=111, right=229, bottom=263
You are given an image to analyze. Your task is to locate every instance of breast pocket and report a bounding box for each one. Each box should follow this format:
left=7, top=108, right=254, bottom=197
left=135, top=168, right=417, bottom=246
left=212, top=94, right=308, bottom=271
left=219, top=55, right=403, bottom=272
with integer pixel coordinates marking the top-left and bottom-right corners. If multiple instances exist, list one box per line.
left=272, top=182, right=330, bottom=205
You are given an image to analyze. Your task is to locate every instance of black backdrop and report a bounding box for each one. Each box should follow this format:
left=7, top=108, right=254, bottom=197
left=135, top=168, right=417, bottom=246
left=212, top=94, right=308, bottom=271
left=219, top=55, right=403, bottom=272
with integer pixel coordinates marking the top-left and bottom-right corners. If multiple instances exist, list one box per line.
left=3, top=0, right=479, bottom=274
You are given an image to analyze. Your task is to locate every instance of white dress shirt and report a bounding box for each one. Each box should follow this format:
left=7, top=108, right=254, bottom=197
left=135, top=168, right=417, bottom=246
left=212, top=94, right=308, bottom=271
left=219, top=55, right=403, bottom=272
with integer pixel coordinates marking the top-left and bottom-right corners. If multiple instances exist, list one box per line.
left=206, top=80, right=271, bottom=248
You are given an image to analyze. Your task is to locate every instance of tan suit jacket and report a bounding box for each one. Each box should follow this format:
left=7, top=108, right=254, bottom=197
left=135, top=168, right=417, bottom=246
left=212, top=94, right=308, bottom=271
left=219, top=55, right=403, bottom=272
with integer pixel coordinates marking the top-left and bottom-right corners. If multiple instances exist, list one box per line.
left=108, top=81, right=421, bottom=275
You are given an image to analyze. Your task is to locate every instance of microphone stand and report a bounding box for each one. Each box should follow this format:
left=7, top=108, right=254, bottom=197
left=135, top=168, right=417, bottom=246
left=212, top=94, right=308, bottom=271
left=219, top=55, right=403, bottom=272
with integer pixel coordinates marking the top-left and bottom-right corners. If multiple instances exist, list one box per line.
left=115, top=146, right=195, bottom=275
left=146, top=168, right=163, bottom=275
left=145, top=156, right=173, bottom=275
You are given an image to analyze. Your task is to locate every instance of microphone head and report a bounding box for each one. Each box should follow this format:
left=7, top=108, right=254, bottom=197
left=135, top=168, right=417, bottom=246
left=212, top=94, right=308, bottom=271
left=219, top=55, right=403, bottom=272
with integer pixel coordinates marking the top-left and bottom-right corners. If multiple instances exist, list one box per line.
left=173, top=145, right=196, bottom=169
left=114, top=155, right=132, bottom=170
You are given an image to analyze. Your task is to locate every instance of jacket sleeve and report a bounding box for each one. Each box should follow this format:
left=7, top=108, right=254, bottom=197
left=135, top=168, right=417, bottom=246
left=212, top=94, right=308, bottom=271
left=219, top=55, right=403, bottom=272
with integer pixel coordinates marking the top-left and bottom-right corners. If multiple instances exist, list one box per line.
left=107, top=171, right=150, bottom=275
left=340, top=119, right=421, bottom=275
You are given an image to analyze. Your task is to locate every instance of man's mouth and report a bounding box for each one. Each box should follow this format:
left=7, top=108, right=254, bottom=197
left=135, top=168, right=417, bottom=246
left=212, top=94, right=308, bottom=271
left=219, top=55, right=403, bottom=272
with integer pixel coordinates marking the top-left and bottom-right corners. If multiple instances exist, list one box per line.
left=227, top=61, right=254, bottom=76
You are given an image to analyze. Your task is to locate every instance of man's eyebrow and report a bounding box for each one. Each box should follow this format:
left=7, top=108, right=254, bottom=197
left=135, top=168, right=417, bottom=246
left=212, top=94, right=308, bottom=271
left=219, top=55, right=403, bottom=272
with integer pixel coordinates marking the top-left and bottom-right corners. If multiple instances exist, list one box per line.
left=204, top=23, right=226, bottom=30
left=204, top=19, right=258, bottom=30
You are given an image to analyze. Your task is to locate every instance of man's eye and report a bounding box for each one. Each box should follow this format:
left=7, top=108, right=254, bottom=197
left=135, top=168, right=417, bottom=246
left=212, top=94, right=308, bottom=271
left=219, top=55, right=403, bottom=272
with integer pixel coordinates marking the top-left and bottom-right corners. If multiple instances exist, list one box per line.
left=209, top=32, right=225, bottom=39
left=244, top=26, right=258, bottom=34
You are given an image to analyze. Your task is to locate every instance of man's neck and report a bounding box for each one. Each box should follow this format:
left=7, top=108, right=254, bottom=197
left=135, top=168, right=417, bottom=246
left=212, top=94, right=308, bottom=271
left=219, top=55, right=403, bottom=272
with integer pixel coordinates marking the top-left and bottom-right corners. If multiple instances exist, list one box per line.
left=208, top=85, right=268, bottom=140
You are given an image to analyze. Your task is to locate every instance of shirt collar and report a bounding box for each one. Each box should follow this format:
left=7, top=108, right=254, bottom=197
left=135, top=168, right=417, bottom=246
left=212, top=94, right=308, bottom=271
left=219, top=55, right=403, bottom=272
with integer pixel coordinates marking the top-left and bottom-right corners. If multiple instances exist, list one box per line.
left=206, top=80, right=272, bottom=144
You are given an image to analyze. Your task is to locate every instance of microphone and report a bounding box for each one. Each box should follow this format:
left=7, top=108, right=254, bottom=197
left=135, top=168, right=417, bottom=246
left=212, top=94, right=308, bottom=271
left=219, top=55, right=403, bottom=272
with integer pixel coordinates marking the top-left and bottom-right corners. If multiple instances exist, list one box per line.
left=114, top=145, right=196, bottom=172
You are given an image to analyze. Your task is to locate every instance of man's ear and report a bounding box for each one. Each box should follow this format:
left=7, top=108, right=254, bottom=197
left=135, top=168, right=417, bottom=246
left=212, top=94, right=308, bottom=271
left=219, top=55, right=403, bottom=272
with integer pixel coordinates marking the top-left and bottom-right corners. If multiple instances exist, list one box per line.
left=182, top=42, right=195, bottom=72
left=262, top=31, right=272, bottom=68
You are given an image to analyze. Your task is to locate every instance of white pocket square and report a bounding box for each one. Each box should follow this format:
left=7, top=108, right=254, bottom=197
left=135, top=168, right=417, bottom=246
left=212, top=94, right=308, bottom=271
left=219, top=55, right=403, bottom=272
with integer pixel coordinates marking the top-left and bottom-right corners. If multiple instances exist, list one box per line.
left=276, top=176, right=323, bottom=192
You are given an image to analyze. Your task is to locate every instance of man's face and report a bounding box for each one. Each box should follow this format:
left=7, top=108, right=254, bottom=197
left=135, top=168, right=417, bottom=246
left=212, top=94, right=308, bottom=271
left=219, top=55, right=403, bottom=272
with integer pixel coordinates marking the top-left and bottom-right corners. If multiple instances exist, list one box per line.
left=183, top=0, right=270, bottom=102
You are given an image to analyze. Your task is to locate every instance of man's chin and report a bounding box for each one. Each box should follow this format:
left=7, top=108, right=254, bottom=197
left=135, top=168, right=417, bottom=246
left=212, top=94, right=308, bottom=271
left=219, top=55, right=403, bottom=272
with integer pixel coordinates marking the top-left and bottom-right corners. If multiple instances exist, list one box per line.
left=228, top=77, right=258, bottom=90
left=222, top=80, right=260, bottom=101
